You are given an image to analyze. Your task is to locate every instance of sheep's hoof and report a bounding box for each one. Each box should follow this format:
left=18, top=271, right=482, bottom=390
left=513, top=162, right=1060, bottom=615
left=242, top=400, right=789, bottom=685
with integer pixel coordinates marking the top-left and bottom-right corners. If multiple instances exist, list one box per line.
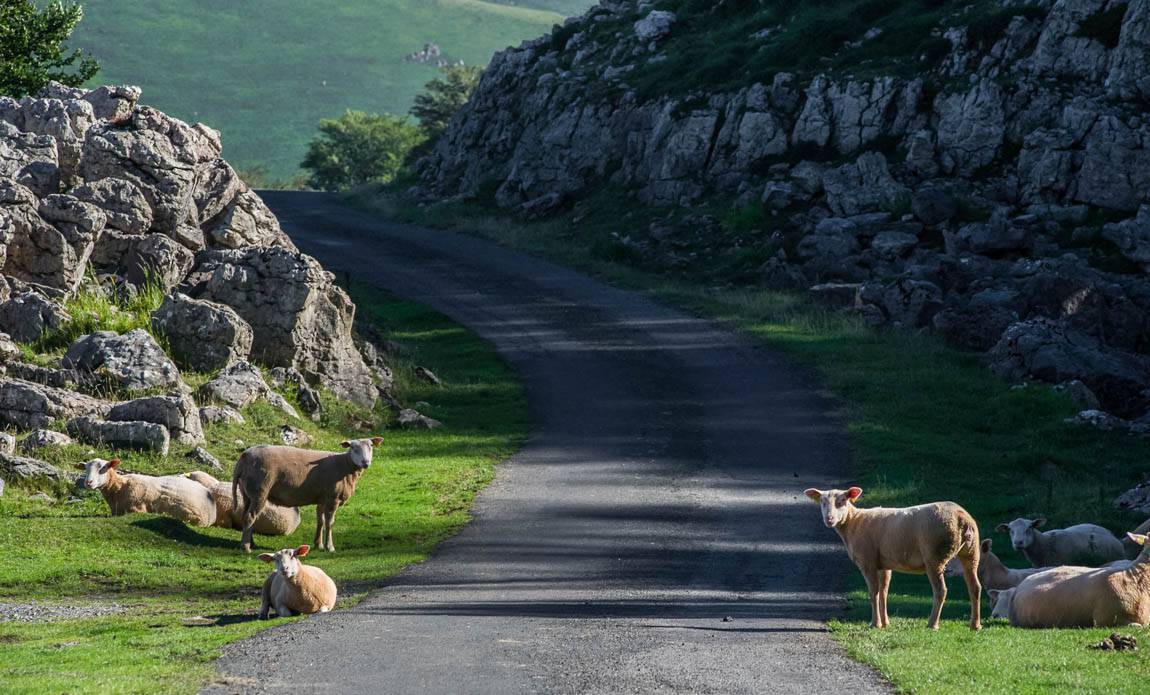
left=970, top=622, right=982, bottom=631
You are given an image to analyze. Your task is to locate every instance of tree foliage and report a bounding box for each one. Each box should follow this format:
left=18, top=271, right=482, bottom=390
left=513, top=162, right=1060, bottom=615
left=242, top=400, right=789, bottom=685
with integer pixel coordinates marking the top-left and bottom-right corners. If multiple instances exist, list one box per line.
left=300, top=110, right=425, bottom=192
left=409, top=64, right=483, bottom=138
left=0, top=0, right=99, bottom=97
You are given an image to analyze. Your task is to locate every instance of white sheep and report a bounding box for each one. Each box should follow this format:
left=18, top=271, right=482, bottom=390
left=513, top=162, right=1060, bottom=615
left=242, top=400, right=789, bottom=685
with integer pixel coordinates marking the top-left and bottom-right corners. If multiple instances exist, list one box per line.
left=258, top=544, right=337, bottom=618
left=77, top=458, right=217, bottom=527
left=1002, top=532, right=1150, bottom=628
left=185, top=471, right=301, bottom=536
left=232, top=438, right=383, bottom=553
left=804, top=486, right=982, bottom=630
left=996, top=517, right=1125, bottom=567
left=945, top=538, right=1050, bottom=590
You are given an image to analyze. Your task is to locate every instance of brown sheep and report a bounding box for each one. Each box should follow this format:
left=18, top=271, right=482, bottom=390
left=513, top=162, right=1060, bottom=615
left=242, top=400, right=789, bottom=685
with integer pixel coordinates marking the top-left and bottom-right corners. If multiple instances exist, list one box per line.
left=231, top=438, right=383, bottom=552
left=258, top=544, right=337, bottom=618
left=185, top=471, right=301, bottom=536
left=804, top=486, right=982, bottom=630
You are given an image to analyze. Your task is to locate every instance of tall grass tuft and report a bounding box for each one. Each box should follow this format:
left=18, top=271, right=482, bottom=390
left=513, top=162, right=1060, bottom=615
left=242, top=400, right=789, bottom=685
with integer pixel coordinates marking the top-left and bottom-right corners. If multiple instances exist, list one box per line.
left=35, top=276, right=170, bottom=352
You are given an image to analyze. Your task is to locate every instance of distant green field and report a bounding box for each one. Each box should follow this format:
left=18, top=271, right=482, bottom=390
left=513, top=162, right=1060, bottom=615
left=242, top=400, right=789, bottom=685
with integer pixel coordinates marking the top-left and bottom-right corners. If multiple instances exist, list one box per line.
left=70, top=0, right=591, bottom=179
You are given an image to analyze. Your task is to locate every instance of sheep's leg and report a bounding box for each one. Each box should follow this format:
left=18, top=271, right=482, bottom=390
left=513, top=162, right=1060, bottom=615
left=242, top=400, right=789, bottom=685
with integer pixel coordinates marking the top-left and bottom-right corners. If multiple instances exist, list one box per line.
left=241, top=493, right=269, bottom=553
left=324, top=509, right=336, bottom=552
left=276, top=604, right=294, bottom=618
left=861, top=567, right=881, bottom=628
left=959, top=552, right=982, bottom=631
left=313, top=504, right=327, bottom=549
left=926, top=566, right=947, bottom=630
left=877, top=570, right=892, bottom=629
left=259, top=576, right=273, bottom=620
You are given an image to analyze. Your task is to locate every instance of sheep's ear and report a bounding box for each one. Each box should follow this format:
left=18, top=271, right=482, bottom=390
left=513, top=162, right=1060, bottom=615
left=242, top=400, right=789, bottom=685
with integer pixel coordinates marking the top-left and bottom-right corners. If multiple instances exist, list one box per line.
left=847, top=487, right=862, bottom=501
left=103, top=459, right=121, bottom=471
left=1031, top=517, right=1047, bottom=528
left=371, top=436, right=384, bottom=446
left=295, top=545, right=310, bottom=557
left=995, top=523, right=1009, bottom=533
left=258, top=553, right=275, bottom=563
left=74, top=462, right=87, bottom=470
left=987, top=589, right=1001, bottom=601
left=339, top=441, right=351, bottom=449
left=803, top=488, right=821, bottom=501
left=1127, top=532, right=1148, bottom=547
left=982, top=539, right=992, bottom=552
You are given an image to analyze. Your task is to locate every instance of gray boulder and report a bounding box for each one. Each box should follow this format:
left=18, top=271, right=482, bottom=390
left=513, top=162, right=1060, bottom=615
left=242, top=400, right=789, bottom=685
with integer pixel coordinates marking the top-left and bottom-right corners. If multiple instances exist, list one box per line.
left=1102, top=206, right=1150, bottom=272
left=202, top=188, right=296, bottom=250
left=911, top=187, right=957, bottom=226
left=198, top=360, right=270, bottom=409
left=0, top=290, right=68, bottom=343
left=396, top=408, right=442, bottom=430
left=0, top=432, right=14, bottom=455
left=186, top=446, right=221, bottom=471
left=18, top=429, right=73, bottom=453
left=2, top=189, right=106, bottom=292
left=987, top=319, right=1150, bottom=417
left=70, top=178, right=152, bottom=234
left=63, top=330, right=181, bottom=392
left=0, top=378, right=109, bottom=430
left=0, top=452, right=66, bottom=484
left=634, top=11, right=676, bottom=43
left=107, top=393, right=203, bottom=446
left=151, top=293, right=253, bottom=372
left=194, top=247, right=376, bottom=407
left=931, top=304, right=1017, bottom=352
left=199, top=405, right=245, bottom=426
left=870, top=231, right=919, bottom=259
left=67, top=416, right=170, bottom=455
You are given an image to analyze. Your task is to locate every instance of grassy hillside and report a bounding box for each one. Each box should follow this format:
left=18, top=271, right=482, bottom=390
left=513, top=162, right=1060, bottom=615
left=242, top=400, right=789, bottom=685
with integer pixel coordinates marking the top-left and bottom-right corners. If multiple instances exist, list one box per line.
left=70, top=0, right=592, bottom=179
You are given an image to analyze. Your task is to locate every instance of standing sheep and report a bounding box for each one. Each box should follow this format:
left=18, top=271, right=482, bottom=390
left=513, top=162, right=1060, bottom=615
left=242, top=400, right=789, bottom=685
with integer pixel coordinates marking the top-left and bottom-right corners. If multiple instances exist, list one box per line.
left=804, top=486, right=982, bottom=630
left=996, top=517, right=1125, bottom=567
left=77, top=458, right=217, bottom=527
left=258, top=544, right=337, bottom=618
left=185, top=471, right=301, bottom=536
left=1004, top=532, right=1150, bottom=628
left=232, top=437, right=384, bottom=553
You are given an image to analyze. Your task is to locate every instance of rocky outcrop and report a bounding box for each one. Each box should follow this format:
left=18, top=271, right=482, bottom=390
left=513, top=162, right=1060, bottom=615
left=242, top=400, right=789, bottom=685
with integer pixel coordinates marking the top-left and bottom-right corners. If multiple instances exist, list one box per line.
left=67, top=416, right=170, bottom=455
left=107, top=394, right=204, bottom=446
left=63, top=330, right=181, bottom=393
left=191, top=247, right=377, bottom=406
left=415, top=0, right=1150, bottom=421
left=151, top=293, right=253, bottom=372
left=0, top=378, right=108, bottom=430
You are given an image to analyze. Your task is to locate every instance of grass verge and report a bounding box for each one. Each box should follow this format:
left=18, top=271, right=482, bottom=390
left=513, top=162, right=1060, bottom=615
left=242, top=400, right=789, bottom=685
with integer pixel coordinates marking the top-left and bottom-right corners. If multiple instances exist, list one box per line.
left=350, top=185, right=1150, bottom=694
left=0, top=283, right=527, bottom=694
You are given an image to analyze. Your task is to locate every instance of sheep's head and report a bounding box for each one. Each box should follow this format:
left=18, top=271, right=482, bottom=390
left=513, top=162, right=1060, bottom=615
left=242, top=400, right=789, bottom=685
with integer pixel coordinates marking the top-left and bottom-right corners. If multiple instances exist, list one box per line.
left=74, top=458, right=120, bottom=490
left=259, top=545, right=310, bottom=578
left=996, top=517, right=1045, bottom=551
left=1127, top=532, right=1150, bottom=561
left=803, top=487, right=861, bottom=528
left=340, top=436, right=384, bottom=469
left=987, top=588, right=1014, bottom=620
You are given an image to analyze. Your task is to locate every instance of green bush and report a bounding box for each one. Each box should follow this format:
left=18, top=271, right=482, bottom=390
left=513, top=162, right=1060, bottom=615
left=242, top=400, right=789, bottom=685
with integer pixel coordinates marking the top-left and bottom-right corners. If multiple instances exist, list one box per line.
left=301, top=111, right=425, bottom=192
left=0, top=0, right=98, bottom=97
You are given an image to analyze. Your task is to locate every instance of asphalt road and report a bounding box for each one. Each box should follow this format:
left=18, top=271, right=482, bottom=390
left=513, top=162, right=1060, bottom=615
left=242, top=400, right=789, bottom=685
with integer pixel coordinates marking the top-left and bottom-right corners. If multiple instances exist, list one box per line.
left=208, top=191, right=888, bottom=694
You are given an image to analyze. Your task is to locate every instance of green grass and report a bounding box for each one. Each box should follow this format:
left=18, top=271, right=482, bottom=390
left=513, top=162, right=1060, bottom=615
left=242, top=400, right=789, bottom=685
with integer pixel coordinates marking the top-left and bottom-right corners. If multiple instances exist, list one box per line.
left=352, top=184, right=1150, bottom=693
left=0, top=283, right=528, bottom=693
left=69, top=0, right=593, bottom=179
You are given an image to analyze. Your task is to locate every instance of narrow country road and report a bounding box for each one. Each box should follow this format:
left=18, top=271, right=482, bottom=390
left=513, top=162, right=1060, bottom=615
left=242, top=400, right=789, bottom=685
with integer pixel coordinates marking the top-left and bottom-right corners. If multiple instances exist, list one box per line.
left=208, top=192, right=887, bottom=694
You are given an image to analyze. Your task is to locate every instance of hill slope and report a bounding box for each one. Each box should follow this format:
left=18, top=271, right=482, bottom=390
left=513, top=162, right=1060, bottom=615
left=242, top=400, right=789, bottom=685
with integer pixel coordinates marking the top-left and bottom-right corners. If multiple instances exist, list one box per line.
left=70, top=0, right=593, bottom=178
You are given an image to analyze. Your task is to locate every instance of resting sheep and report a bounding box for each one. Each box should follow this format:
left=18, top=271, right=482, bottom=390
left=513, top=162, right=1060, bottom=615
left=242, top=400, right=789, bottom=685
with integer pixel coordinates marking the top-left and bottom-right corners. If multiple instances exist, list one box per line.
left=945, top=538, right=1050, bottom=590
left=997, top=517, right=1124, bottom=567
left=805, top=486, right=981, bottom=630
left=186, top=471, right=301, bottom=536
left=1002, top=532, right=1150, bottom=628
left=258, top=544, right=337, bottom=618
left=77, top=458, right=216, bottom=527
left=232, top=437, right=384, bottom=552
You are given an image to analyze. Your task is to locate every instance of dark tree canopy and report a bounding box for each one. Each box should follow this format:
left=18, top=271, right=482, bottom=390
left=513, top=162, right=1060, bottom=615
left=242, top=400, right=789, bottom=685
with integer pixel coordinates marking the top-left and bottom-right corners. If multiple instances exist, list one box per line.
left=409, top=64, right=483, bottom=138
left=0, top=0, right=99, bottom=97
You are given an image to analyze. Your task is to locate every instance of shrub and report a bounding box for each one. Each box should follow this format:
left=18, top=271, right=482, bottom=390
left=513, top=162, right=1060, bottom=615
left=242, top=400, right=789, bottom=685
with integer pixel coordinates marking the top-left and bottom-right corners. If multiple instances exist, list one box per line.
left=301, top=111, right=425, bottom=192
left=0, top=0, right=98, bottom=97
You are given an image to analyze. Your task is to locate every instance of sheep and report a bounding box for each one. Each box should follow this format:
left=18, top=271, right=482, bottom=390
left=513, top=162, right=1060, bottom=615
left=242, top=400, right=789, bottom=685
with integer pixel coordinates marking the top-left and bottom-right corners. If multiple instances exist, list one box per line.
left=987, top=588, right=1015, bottom=620
left=1003, top=532, right=1150, bottom=628
left=258, top=544, right=337, bottom=618
left=185, top=471, right=301, bottom=536
left=804, top=486, right=982, bottom=630
left=996, top=517, right=1125, bottom=567
left=1122, top=517, right=1150, bottom=558
left=945, top=538, right=1050, bottom=590
left=232, top=437, right=384, bottom=553
left=76, top=458, right=217, bottom=527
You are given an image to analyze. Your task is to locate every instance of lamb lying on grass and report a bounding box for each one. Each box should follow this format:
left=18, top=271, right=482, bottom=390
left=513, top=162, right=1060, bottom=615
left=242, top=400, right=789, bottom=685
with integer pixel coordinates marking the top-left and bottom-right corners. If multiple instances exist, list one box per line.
left=258, top=544, right=337, bottom=618
left=997, top=517, right=1124, bottom=567
left=77, top=458, right=216, bottom=527
left=185, top=471, right=301, bottom=536
left=1002, top=532, right=1150, bottom=628
left=232, top=437, right=384, bottom=552
left=805, top=486, right=982, bottom=630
